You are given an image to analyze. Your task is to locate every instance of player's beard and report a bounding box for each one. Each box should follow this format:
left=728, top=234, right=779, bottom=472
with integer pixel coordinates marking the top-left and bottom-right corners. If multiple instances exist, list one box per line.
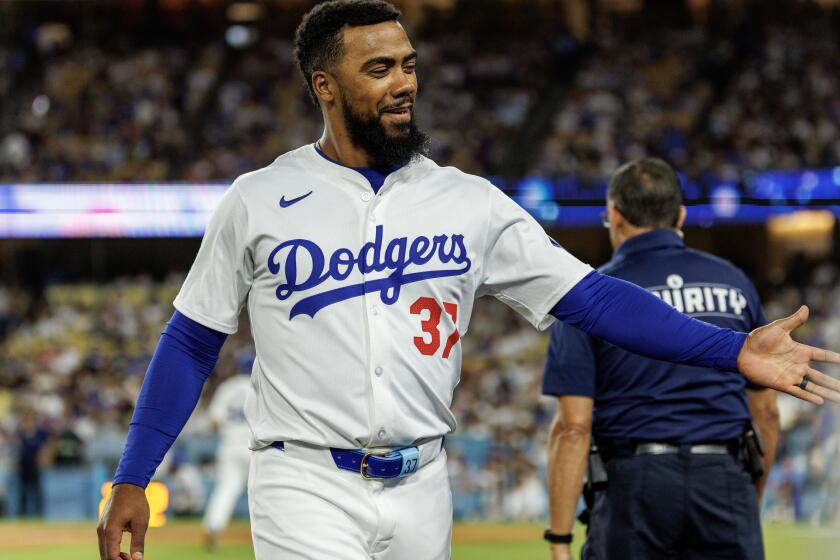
left=341, top=95, right=429, bottom=168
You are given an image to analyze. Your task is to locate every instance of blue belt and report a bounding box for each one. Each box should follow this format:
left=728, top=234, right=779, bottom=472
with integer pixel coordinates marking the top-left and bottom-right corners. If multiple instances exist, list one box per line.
left=271, top=439, right=443, bottom=480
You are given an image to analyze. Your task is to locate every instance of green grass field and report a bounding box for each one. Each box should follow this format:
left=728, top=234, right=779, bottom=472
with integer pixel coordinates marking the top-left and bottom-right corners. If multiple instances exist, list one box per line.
left=1, top=520, right=838, bottom=559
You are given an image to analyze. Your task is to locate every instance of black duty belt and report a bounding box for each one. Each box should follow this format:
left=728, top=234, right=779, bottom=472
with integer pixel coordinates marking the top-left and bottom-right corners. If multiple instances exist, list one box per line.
left=598, top=439, right=740, bottom=460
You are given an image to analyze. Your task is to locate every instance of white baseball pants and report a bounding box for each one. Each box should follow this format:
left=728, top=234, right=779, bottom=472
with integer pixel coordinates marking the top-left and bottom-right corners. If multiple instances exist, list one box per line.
left=248, top=442, right=453, bottom=559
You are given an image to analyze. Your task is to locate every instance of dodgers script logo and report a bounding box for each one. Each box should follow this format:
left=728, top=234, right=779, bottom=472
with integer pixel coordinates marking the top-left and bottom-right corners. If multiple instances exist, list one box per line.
left=268, top=225, right=471, bottom=319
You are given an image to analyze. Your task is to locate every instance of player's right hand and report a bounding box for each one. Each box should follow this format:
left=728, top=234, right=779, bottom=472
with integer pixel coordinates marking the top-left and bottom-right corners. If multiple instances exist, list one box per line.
left=97, top=483, right=150, bottom=560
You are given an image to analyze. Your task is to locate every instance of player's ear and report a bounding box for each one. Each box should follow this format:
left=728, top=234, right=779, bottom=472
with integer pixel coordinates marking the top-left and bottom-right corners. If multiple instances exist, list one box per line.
left=312, top=70, right=337, bottom=104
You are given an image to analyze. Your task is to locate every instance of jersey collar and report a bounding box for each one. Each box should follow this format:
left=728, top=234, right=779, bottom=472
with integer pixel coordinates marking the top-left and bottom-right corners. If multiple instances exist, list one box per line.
left=302, top=143, right=430, bottom=193
left=613, top=229, right=684, bottom=261
left=313, top=143, right=397, bottom=193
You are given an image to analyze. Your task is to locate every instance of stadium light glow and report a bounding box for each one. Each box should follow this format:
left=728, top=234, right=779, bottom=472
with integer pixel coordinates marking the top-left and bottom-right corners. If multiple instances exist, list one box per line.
left=0, top=183, right=227, bottom=238
left=227, top=2, right=263, bottom=22
left=3, top=168, right=840, bottom=239
left=225, top=25, right=258, bottom=48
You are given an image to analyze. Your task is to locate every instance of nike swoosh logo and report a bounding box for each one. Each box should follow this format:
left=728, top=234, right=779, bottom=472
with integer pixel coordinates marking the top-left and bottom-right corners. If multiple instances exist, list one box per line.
left=279, top=191, right=313, bottom=208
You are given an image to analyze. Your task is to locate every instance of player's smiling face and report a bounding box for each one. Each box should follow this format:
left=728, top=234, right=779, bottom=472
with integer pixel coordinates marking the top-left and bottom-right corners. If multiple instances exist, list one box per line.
left=336, top=21, right=418, bottom=134
left=316, top=20, right=428, bottom=168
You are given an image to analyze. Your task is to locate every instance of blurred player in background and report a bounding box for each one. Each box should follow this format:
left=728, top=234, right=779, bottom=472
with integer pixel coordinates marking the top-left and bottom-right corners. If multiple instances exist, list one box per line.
left=202, top=366, right=251, bottom=550
left=15, top=411, right=51, bottom=518
left=543, top=158, right=780, bottom=560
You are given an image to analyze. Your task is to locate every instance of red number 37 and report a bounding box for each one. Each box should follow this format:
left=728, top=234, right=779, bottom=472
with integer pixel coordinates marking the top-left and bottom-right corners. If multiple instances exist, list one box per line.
left=410, top=297, right=460, bottom=358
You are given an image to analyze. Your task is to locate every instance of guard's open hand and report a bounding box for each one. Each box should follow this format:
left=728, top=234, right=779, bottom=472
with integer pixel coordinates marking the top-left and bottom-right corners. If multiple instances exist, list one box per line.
left=97, top=483, right=149, bottom=560
left=738, top=305, right=840, bottom=404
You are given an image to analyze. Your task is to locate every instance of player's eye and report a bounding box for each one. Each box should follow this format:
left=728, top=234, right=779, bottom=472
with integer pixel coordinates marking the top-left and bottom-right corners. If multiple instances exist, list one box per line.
left=370, top=67, right=389, bottom=77
left=403, top=63, right=416, bottom=74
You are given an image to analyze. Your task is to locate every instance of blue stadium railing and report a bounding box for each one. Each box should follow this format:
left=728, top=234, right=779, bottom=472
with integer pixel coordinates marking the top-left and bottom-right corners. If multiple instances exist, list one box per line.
left=499, top=166, right=840, bottom=227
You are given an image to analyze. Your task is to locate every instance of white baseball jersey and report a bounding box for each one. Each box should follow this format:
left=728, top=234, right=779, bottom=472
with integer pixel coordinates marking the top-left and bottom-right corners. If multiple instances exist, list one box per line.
left=207, top=373, right=251, bottom=450
left=174, top=144, right=592, bottom=450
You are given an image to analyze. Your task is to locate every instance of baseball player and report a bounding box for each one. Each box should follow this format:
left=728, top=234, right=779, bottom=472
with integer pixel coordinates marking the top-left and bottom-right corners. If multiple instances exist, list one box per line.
left=201, top=368, right=251, bottom=550
left=542, top=158, right=779, bottom=560
left=97, top=2, right=840, bottom=559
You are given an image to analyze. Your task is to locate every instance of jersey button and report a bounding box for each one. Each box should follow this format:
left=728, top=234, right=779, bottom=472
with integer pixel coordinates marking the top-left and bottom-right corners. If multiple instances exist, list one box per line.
left=361, top=192, right=372, bottom=202
left=369, top=214, right=377, bottom=222
left=378, top=428, right=387, bottom=439
left=371, top=306, right=379, bottom=316
left=374, top=366, right=383, bottom=376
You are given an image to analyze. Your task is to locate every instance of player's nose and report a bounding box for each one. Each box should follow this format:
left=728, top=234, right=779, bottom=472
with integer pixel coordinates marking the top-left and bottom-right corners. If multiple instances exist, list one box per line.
left=391, top=69, right=416, bottom=98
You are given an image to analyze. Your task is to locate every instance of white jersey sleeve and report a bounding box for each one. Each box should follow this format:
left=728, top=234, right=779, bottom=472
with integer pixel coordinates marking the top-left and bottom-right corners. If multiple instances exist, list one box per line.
left=174, top=183, right=253, bottom=333
left=477, top=185, right=592, bottom=330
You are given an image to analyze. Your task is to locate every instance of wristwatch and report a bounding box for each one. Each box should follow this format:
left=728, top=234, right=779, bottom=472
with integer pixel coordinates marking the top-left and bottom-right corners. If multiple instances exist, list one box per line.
left=543, top=529, right=573, bottom=544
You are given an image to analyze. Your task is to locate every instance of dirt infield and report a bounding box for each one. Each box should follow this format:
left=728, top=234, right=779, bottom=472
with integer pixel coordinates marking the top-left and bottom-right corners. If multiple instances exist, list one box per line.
left=0, top=520, right=248, bottom=550
left=454, top=523, right=547, bottom=543
left=0, top=520, right=543, bottom=550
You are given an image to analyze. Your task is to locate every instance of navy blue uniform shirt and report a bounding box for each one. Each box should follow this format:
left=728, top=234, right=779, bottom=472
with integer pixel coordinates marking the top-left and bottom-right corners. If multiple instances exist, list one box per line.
left=542, top=229, right=767, bottom=443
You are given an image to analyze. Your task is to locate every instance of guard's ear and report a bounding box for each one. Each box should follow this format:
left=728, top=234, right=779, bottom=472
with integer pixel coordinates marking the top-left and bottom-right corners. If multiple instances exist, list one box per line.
left=607, top=204, right=624, bottom=230
left=675, top=205, right=687, bottom=229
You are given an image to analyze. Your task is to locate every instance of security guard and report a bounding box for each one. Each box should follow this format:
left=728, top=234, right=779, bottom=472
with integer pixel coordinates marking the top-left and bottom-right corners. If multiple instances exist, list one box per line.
left=542, top=158, right=780, bottom=560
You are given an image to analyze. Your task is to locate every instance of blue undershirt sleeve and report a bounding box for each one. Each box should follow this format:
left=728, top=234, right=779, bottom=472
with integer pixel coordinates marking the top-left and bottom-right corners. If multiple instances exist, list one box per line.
left=113, top=311, right=227, bottom=488
left=550, top=271, right=747, bottom=372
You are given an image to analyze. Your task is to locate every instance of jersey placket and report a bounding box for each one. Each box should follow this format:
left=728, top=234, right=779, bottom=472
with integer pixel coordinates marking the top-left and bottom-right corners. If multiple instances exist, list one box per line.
left=362, top=183, right=396, bottom=447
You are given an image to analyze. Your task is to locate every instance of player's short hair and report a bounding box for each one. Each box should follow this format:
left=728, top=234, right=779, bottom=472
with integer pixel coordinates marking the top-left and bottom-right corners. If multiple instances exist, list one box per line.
left=607, top=157, right=683, bottom=228
left=294, top=0, right=401, bottom=104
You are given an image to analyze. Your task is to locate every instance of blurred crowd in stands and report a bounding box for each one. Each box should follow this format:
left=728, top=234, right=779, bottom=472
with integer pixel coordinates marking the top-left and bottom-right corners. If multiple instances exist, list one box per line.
left=0, top=276, right=256, bottom=516
left=0, top=256, right=837, bottom=523
left=535, top=11, right=840, bottom=186
left=0, top=7, right=555, bottom=183
left=3, top=3, right=838, bottom=186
